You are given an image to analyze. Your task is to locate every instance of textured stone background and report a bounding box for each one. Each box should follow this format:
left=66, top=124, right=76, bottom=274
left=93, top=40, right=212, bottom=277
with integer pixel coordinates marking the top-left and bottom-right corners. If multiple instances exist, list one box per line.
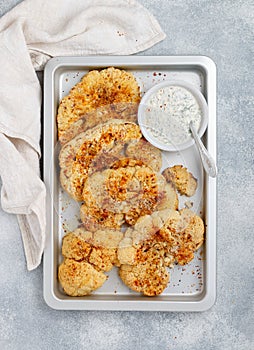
left=0, top=1, right=253, bottom=349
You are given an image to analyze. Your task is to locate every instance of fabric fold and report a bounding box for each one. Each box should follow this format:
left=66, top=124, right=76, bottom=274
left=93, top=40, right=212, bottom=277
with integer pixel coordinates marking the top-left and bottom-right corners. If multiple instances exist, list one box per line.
left=0, top=0, right=165, bottom=270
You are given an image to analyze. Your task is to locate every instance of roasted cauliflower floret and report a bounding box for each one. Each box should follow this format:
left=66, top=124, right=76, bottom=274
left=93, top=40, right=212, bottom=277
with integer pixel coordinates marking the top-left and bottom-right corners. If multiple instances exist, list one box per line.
left=162, top=165, right=197, bottom=197
left=117, top=208, right=204, bottom=295
left=88, top=229, right=124, bottom=271
left=62, top=229, right=92, bottom=260
left=117, top=210, right=175, bottom=296
left=82, top=159, right=178, bottom=227
left=58, top=259, right=107, bottom=296
left=59, top=227, right=124, bottom=296
left=119, top=260, right=169, bottom=296
left=159, top=208, right=204, bottom=265
left=59, top=120, right=142, bottom=201
left=61, top=227, right=123, bottom=273
left=57, top=67, right=141, bottom=141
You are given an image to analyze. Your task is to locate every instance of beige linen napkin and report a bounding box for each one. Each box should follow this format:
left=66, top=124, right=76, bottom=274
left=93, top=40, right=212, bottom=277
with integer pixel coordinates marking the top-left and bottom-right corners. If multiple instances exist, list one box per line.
left=0, top=0, right=166, bottom=270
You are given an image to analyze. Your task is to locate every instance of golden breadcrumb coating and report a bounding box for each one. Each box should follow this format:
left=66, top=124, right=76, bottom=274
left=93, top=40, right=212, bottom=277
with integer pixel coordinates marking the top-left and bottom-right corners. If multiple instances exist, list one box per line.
left=119, top=260, right=169, bottom=296
left=117, top=210, right=173, bottom=296
left=126, top=138, right=162, bottom=172
left=61, top=227, right=123, bottom=273
left=162, top=165, right=197, bottom=197
left=58, top=259, right=107, bottom=296
left=57, top=67, right=140, bottom=139
left=117, top=209, right=175, bottom=265
left=82, top=159, right=178, bottom=227
left=117, top=208, right=204, bottom=295
left=62, top=229, right=92, bottom=260
left=80, top=202, right=124, bottom=232
left=159, top=208, right=204, bottom=265
left=59, top=120, right=142, bottom=201
left=88, top=229, right=124, bottom=271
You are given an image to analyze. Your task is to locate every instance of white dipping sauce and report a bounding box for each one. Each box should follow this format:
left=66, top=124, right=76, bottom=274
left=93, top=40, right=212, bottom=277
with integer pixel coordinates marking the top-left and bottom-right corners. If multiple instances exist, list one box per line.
left=143, top=85, right=202, bottom=146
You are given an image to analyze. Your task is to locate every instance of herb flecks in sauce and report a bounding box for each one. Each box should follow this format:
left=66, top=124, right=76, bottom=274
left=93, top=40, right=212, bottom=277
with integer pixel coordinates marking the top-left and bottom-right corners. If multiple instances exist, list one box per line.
left=144, top=86, right=202, bottom=146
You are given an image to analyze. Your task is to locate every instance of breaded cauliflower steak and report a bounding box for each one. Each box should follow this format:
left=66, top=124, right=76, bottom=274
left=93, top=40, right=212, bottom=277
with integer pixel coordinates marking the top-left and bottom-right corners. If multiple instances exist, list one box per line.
left=118, top=209, right=174, bottom=296
left=118, top=208, right=205, bottom=295
left=59, top=120, right=142, bottom=201
left=119, top=259, right=169, bottom=296
left=58, top=259, right=107, bottom=296
left=57, top=67, right=141, bottom=140
left=60, top=102, right=138, bottom=145
left=159, top=208, right=204, bottom=265
left=82, top=159, right=178, bottom=226
left=61, top=227, right=123, bottom=272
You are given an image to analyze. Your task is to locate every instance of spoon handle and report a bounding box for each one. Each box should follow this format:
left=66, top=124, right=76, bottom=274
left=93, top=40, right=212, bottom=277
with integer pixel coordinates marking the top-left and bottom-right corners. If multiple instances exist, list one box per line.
left=190, top=122, right=217, bottom=178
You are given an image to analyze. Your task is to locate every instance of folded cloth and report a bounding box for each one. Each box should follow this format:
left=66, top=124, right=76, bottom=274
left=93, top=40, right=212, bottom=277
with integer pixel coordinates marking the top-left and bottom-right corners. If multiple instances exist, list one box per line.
left=0, top=0, right=166, bottom=270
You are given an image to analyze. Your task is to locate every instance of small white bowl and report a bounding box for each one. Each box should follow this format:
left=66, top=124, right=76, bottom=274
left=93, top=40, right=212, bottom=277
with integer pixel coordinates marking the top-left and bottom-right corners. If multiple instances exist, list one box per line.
left=138, top=80, right=208, bottom=152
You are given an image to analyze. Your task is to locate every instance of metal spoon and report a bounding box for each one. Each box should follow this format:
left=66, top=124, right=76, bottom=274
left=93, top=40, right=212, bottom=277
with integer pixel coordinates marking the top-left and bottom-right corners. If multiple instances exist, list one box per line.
left=189, top=121, right=217, bottom=178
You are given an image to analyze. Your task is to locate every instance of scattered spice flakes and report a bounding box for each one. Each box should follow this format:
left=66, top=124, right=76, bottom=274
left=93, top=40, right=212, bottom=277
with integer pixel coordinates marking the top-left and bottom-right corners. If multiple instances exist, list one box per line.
left=185, top=200, right=193, bottom=209
left=117, top=30, right=126, bottom=37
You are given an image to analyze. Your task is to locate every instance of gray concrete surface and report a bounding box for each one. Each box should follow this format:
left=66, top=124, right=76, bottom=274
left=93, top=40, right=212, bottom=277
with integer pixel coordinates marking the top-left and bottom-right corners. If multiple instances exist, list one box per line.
left=0, top=0, right=253, bottom=349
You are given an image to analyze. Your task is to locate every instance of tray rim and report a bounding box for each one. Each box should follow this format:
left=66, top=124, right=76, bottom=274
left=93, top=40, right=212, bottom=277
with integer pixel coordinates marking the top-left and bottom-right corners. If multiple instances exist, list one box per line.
left=43, top=55, right=217, bottom=312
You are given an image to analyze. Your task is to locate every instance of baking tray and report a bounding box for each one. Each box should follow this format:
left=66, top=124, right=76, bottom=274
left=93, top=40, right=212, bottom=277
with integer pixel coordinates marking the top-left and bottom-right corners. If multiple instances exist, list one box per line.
left=43, top=56, right=216, bottom=311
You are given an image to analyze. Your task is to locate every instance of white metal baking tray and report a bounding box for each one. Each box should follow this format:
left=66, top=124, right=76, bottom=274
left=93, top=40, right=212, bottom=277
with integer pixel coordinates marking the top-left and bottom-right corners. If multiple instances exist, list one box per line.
left=43, top=56, right=216, bottom=311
